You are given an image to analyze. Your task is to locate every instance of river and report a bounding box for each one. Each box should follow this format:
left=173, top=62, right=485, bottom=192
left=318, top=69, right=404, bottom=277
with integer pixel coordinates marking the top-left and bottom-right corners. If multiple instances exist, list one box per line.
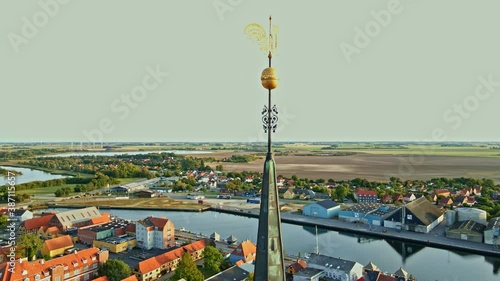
left=45, top=208, right=499, bottom=281
left=0, top=166, right=68, bottom=185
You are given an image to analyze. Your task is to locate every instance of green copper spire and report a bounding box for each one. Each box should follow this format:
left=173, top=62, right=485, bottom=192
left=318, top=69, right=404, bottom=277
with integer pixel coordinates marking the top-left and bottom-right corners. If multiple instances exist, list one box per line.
left=253, top=15, right=286, bottom=281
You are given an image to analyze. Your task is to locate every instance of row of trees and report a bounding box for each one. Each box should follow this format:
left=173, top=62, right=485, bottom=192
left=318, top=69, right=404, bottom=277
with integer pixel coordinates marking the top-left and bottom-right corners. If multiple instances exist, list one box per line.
left=224, top=179, right=259, bottom=191
left=3, top=176, right=91, bottom=192
left=54, top=187, right=72, bottom=197
left=222, top=154, right=261, bottom=163
left=0, top=167, right=22, bottom=176
left=99, top=162, right=154, bottom=179
left=0, top=192, right=30, bottom=203
left=55, top=172, right=120, bottom=197
left=21, top=153, right=219, bottom=178
left=0, top=148, right=61, bottom=159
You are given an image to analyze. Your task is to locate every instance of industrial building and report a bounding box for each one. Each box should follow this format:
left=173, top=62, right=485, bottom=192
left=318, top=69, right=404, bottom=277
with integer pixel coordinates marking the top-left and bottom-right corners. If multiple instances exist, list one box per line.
left=456, top=208, right=487, bottom=224
left=446, top=220, right=486, bottom=243
left=403, top=197, right=444, bottom=233
left=78, top=220, right=128, bottom=245
left=338, top=203, right=400, bottom=227
left=302, top=200, right=340, bottom=219
left=484, top=217, right=500, bottom=245
left=93, top=235, right=136, bottom=253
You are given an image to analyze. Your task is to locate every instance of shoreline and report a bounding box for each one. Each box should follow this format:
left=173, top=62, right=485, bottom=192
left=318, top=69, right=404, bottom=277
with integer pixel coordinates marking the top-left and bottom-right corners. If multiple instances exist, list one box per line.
left=0, top=163, right=84, bottom=177
left=47, top=204, right=210, bottom=212
left=212, top=207, right=500, bottom=258
left=45, top=203, right=500, bottom=258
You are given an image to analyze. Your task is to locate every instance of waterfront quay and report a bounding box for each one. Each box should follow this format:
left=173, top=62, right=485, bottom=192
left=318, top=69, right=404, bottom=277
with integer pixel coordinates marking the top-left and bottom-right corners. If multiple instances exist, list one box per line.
left=212, top=207, right=500, bottom=258
left=45, top=203, right=500, bottom=258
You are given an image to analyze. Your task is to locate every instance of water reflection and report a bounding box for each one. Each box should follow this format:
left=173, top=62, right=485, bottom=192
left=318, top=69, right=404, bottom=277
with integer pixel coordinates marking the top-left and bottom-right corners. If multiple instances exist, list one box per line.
left=0, top=166, right=68, bottom=185
left=42, top=208, right=499, bottom=281
left=385, top=240, right=425, bottom=263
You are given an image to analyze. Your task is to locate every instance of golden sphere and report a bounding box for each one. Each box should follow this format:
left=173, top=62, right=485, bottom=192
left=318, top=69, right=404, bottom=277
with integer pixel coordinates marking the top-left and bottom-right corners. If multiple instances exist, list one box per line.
left=261, top=67, right=279, bottom=90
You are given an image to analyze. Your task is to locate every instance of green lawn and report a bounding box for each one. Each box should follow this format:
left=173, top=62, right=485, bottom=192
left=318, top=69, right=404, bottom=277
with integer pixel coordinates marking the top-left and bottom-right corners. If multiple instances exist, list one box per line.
left=21, top=184, right=77, bottom=196
left=13, top=176, right=148, bottom=198
left=116, top=178, right=146, bottom=184
left=21, top=178, right=146, bottom=197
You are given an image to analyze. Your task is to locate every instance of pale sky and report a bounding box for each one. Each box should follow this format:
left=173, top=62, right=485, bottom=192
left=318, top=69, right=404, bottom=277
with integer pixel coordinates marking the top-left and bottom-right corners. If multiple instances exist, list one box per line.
left=1, top=0, right=500, bottom=143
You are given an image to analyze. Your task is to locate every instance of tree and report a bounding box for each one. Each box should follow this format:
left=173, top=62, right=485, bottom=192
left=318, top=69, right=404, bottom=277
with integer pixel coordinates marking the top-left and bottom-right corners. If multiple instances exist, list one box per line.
left=246, top=272, right=254, bottom=281
left=335, top=185, right=349, bottom=201
left=17, top=233, right=43, bottom=261
left=171, top=252, right=204, bottom=281
left=98, top=259, right=132, bottom=281
left=203, top=246, right=223, bottom=274
left=0, top=215, right=7, bottom=228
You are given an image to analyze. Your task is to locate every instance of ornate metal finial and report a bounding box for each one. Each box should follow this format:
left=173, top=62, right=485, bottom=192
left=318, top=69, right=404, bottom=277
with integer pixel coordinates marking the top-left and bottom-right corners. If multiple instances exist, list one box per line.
left=262, top=105, right=278, bottom=133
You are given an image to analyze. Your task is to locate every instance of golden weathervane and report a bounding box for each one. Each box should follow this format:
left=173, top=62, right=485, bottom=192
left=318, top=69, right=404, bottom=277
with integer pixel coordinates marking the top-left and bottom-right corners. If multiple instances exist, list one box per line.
left=244, top=16, right=279, bottom=53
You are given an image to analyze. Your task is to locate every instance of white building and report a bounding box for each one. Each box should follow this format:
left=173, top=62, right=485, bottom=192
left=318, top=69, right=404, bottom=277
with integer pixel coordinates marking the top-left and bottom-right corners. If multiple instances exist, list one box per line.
left=136, top=216, right=175, bottom=250
left=13, top=209, right=33, bottom=222
left=306, top=253, right=363, bottom=281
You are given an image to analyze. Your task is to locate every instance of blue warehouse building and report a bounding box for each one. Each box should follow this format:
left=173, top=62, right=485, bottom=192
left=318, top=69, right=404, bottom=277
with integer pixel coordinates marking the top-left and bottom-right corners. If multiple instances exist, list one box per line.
left=339, top=203, right=401, bottom=226
left=302, top=199, right=340, bottom=218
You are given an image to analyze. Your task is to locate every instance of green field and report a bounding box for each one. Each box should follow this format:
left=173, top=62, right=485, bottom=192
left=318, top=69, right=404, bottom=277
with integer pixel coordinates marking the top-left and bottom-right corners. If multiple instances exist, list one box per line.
left=4, top=142, right=499, bottom=158
left=273, top=143, right=500, bottom=157
left=116, top=177, right=146, bottom=184
left=20, top=178, right=145, bottom=197
left=334, top=145, right=500, bottom=157
left=22, top=184, right=78, bottom=196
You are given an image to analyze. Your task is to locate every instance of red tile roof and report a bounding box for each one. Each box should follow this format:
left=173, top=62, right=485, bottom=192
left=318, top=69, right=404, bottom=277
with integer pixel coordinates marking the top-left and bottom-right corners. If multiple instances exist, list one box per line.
left=21, top=213, right=56, bottom=231
left=355, top=189, right=378, bottom=196
left=139, top=217, right=170, bottom=231
left=92, top=277, right=110, bottom=281
left=121, top=275, right=138, bottom=281
left=182, top=239, right=207, bottom=252
left=439, top=197, right=453, bottom=206
left=137, top=240, right=208, bottom=274
left=10, top=247, right=104, bottom=281
left=288, top=259, right=307, bottom=272
left=434, top=189, right=450, bottom=195
left=90, top=214, right=111, bottom=225
left=230, top=240, right=256, bottom=263
left=44, top=235, right=74, bottom=251
left=378, top=275, right=396, bottom=281
left=138, top=257, right=161, bottom=274
left=42, top=226, right=61, bottom=234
